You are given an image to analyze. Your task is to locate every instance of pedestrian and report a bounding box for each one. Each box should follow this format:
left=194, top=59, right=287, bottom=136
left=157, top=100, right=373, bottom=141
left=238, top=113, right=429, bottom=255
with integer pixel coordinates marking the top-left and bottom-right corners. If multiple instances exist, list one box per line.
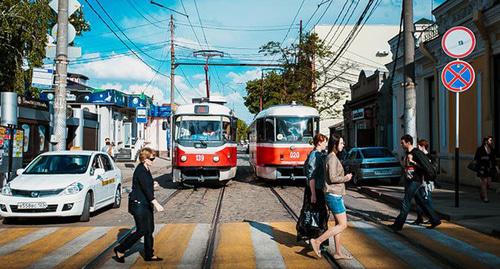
left=474, top=136, right=497, bottom=203
left=298, top=134, right=329, bottom=247
left=413, top=139, right=437, bottom=225
left=113, top=148, right=164, bottom=263
left=310, top=135, right=353, bottom=260
left=389, top=135, right=441, bottom=232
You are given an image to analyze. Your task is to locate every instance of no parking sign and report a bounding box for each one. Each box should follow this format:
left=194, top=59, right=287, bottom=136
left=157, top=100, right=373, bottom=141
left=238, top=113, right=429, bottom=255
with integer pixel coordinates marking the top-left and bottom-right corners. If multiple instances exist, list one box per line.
left=441, top=60, right=475, bottom=93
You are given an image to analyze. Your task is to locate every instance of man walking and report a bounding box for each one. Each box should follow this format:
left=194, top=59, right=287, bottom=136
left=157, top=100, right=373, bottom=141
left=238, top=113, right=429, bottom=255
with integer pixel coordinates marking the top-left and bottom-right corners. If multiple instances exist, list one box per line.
left=389, top=134, right=441, bottom=231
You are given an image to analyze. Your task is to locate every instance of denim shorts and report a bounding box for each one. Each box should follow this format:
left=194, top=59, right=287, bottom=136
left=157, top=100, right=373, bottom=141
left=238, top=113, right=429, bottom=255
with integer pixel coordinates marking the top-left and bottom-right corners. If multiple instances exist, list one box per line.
left=325, top=193, right=346, bottom=214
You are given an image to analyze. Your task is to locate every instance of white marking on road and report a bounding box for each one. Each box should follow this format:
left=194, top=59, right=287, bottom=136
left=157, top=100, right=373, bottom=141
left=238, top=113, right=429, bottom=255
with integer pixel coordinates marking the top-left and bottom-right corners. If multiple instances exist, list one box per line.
left=248, top=221, right=286, bottom=269
left=177, top=224, right=210, bottom=269
left=0, top=227, right=59, bottom=256
left=351, top=221, right=440, bottom=268
left=327, top=237, right=365, bottom=269
left=100, top=224, right=165, bottom=269
left=28, top=227, right=112, bottom=269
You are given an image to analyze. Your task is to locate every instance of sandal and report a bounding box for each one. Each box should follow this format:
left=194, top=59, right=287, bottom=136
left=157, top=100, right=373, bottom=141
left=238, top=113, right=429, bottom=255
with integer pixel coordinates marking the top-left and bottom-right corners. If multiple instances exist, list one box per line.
left=144, top=256, right=163, bottom=262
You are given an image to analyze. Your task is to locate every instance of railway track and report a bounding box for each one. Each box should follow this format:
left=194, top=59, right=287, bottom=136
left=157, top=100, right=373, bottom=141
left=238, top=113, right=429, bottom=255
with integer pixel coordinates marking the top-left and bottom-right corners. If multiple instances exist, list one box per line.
left=201, top=186, right=226, bottom=269
left=82, top=188, right=183, bottom=269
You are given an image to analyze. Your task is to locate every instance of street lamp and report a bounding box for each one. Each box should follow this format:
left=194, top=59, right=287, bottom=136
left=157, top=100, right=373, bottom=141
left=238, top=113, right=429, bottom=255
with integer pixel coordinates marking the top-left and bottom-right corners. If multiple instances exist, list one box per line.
left=193, top=50, right=224, bottom=99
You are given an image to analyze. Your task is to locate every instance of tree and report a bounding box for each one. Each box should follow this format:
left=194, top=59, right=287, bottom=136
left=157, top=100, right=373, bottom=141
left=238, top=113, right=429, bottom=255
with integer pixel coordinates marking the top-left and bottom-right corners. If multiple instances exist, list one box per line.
left=244, top=32, right=353, bottom=118
left=236, top=119, right=248, bottom=142
left=0, top=0, right=89, bottom=95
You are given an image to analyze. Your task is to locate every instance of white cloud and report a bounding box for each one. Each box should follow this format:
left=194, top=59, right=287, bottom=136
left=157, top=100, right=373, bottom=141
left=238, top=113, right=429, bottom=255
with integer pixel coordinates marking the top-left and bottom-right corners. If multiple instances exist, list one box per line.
left=99, top=83, right=123, bottom=91
left=70, top=55, right=157, bottom=82
left=125, top=84, right=167, bottom=104
left=192, top=73, right=206, bottom=80
left=226, top=69, right=261, bottom=84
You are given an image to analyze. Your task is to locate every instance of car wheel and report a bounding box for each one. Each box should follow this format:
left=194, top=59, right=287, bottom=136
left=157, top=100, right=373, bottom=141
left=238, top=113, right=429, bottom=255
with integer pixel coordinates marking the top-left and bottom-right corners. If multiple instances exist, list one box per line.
left=79, top=192, right=91, bottom=222
left=390, top=178, right=400, bottom=185
left=112, top=186, right=121, bottom=208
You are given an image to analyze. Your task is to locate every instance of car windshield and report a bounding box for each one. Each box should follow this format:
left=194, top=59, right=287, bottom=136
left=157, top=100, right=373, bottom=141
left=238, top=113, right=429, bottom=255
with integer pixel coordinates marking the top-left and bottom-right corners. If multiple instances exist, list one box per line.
left=23, top=155, right=91, bottom=174
left=176, top=115, right=227, bottom=141
left=275, top=117, right=315, bottom=143
left=361, top=148, right=394, bottom=158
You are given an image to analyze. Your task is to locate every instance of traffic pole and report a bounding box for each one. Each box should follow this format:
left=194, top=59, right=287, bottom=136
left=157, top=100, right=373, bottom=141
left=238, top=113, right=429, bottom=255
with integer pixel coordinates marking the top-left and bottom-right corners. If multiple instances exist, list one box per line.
left=455, top=92, right=460, bottom=207
left=259, top=70, right=264, bottom=111
left=169, top=15, right=175, bottom=160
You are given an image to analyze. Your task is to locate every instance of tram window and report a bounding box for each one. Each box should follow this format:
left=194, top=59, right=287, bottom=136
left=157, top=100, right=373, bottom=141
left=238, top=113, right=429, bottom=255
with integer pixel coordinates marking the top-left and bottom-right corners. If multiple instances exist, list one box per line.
left=257, top=118, right=265, bottom=142
left=265, top=118, right=274, bottom=142
left=275, top=117, right=314, bottom=142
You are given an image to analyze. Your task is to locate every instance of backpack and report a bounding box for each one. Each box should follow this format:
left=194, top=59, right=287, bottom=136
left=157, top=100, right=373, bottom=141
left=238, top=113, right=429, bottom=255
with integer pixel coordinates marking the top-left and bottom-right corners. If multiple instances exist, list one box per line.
left=412, top=149, right=437, bottom=181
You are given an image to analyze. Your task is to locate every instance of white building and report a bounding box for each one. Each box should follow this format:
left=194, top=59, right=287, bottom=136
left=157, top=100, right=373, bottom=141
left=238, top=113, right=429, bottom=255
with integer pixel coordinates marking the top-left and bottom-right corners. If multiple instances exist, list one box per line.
left=313, top=25, right=400, bottom=134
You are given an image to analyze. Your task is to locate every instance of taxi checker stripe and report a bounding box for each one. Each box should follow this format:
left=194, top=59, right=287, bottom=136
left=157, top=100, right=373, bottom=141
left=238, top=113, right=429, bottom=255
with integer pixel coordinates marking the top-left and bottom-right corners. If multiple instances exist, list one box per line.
left=446, top=65, right=469, bottom=86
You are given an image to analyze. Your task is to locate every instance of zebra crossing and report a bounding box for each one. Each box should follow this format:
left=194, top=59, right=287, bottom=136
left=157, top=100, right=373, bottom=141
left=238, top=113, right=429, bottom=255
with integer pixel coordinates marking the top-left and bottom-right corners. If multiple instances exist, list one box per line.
left=0, top=220, right=498, bottom=269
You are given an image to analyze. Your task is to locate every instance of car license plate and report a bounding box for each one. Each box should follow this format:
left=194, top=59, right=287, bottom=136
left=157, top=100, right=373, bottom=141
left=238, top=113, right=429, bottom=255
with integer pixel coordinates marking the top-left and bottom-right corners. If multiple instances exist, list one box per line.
left=17, top=202, right=47, bottom=209
left=375, top=169, right=392, bottom=175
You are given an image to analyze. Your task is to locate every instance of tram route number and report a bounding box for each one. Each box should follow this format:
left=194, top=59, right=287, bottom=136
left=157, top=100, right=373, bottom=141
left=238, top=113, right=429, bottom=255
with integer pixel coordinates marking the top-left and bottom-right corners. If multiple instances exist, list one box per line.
left=195, top=155, right=205, bottom=161
left=290, top=152, right=300, bottom=159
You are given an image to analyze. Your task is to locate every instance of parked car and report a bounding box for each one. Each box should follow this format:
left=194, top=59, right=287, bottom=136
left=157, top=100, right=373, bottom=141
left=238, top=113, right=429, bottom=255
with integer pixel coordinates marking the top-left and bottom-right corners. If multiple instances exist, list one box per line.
left=0, top=151, right=122, bottom=223
left=342, top=147, right=402, bottom=185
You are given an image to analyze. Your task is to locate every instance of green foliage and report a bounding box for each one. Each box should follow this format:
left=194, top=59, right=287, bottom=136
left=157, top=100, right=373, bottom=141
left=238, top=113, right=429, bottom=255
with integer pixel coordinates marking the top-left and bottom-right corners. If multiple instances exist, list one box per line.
left=0, top=0, right=89, bottom=94
left=244, top=32, right=352, bottom=117
left=236, top=119, right=248, bottom=142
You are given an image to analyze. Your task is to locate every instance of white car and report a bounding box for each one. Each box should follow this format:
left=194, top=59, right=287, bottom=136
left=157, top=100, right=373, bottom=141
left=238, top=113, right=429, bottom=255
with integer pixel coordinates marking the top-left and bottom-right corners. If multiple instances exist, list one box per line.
left=0, top=151, right=122, bottom=223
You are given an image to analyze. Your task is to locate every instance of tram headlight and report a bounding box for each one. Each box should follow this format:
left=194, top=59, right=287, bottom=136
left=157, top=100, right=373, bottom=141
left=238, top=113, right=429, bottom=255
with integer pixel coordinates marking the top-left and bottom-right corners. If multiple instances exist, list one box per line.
left=180, top=155, right=188, bottom=162
left=213, top=156, right=220, bottom=162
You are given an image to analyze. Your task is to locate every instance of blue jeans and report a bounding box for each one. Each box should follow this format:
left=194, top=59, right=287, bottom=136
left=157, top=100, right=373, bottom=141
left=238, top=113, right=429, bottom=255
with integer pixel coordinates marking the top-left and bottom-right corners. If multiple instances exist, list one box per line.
left=325, top=194, right=346, bottom=214
left=393, top=180, right=440, bottom=228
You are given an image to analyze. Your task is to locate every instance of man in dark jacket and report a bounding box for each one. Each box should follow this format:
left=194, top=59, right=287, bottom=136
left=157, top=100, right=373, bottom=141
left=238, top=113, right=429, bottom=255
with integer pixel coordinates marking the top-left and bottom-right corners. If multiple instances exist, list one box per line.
left=389, top=134, right=441, bottom=231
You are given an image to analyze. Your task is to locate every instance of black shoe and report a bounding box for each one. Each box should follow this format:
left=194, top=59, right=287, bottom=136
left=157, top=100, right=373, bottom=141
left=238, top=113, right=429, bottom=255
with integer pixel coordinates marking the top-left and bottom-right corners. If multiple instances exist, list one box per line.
left=411, top=219, right=423, bottom=225
left=144, top=256, right=163, bottom=262
left=388, top=223, right=402, bottom=232
left=427, top=221, right=441, bottom=229
left=113, top=247, right=125, bottom=263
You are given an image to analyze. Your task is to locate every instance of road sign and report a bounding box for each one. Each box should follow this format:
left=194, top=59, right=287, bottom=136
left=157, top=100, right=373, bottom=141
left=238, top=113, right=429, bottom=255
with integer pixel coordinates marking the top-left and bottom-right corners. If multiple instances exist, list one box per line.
left=45, top=45, right=82, bottom=59
left=136, top=107, right=148, bottom=123
left=31, top=68, right=54, bottom=89
left=441, top=26, right=476, bottom=59
left=52, top=24, right=76, bottom=44
left=49, top=0, right=81, bottom=16
left=441, top=60, right=475, bottom=93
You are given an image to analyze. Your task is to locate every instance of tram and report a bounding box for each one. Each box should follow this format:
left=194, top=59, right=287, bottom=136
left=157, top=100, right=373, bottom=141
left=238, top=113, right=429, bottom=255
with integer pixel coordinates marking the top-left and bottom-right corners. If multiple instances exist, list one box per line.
left=172, top=99, right=238, bottom=184
left=248, top=102, right=320, bottom=180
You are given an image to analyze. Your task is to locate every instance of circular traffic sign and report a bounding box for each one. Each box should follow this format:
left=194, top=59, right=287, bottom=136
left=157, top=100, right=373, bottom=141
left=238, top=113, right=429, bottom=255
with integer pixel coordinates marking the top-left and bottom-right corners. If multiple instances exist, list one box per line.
left=441, top=26, right=476, bottom=59
left=441, top=60, right=475, bottom=93
left=51, top=24, right=76, bottom=44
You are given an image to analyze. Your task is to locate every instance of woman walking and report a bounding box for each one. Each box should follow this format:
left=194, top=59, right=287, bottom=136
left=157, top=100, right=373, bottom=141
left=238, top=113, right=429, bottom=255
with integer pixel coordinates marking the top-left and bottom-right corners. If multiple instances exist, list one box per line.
left=299, top=134, right=329, bottom=245
left=474, top=136, right=496, bottom=203
left=311, top=135, right=352, bottom=259
left=114, top=148, right=164, bottom=263
left=414, top=139, right=437, bottom=225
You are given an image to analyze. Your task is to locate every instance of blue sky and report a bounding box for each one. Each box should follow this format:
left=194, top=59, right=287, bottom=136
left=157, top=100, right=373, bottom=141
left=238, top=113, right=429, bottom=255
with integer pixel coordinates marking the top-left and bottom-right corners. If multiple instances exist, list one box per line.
left=66, top=0, right=445, bottom=123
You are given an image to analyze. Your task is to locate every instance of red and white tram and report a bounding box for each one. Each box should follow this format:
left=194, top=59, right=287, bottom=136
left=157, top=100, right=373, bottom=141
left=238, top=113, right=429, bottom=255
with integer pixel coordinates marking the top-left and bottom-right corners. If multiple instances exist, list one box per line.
left=172, top=101, right=238, bottom=184
left=249, top=103, right=320, bottom=180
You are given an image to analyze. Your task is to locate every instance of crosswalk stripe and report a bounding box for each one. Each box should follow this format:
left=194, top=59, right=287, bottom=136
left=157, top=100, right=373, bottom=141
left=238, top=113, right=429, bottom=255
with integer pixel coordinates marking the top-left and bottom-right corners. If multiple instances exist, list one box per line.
left=99, top=224, right=165, bottom=269
left=248, top=221, right=286, bottom=269
left=325, top=221, right=364, bottom=269
left=0, top=227, right=59, bottom=256
left=54, top=227, right=124, bottom=269
left=436, top=222, right=500, bottom=256
left=351, top=221, right=442, bottom=268
left=29, top=227, right=112, bottom=269
left=0, top=228, right=41, bottom=246
left=0, top=227, right=92, bottom=269
left=342, top=225, right=409, bottom=269
left=131, top=224, right=196, bottom=269
left=178, top=223, right=210, bottom=269
left=407, top=225, right=500, bottom=268
left=271, top=222, right=331, bottom=269
left=213, top=222, right=256, bottom=269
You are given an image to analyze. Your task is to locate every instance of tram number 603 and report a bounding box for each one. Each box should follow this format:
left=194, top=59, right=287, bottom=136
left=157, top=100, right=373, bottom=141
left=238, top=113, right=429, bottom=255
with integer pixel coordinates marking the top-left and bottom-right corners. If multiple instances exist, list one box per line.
left=196, top=155, right=205, bottom=161
left=290, top=152, right=300, bottom=159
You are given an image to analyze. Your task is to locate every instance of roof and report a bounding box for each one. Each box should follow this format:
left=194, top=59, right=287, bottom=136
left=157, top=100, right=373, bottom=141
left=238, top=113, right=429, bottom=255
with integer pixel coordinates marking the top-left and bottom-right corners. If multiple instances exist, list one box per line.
left=415, top=18, right=434, bottom=25
left=255, top=104, right=319, bottom=120
left=175, top=102, right=233, bottom=116
left=41, top=150, right=98, bottom=156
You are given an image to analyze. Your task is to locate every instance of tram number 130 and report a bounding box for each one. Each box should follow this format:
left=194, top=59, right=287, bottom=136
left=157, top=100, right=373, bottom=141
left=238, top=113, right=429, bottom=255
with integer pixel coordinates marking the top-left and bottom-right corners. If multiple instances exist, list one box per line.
left=196, top=155, right=205, bottom=161
left=289, top=152, right=300, bottom=159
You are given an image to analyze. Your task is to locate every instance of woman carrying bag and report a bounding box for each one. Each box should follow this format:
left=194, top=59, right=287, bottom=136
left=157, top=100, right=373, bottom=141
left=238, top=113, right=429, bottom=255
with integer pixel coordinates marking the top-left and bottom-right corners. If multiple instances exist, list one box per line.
left=473, top=136, right=497, bottom=203
left=114, top=148, right=164, bottom=263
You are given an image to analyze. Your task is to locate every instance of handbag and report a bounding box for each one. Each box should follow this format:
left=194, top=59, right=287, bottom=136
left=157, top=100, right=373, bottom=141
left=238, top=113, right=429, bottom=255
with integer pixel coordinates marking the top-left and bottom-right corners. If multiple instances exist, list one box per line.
left=467, top=160, right=478, bottom=172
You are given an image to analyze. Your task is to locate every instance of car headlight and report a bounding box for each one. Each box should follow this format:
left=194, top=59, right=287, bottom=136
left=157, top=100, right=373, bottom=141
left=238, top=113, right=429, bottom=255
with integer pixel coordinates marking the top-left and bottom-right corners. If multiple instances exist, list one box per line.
left=180, top=155, right=187, bottom=162
left=61, top=182, right=84, bottom=195
left=213, top=156, right=220, bottom=162
left=1, top=184, right=12, bottom=196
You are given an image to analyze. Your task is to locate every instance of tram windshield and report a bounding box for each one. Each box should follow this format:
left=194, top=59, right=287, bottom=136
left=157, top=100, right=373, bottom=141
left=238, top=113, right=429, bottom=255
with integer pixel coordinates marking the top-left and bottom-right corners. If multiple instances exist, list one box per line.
left=275, top=117, right=316, bottom=143
left=175, top=115, right=232, bottom=142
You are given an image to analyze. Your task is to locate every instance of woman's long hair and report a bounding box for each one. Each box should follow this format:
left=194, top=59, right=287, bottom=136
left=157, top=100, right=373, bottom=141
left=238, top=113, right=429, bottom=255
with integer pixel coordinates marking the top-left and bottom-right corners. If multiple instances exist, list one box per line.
left=328, top=134, right=342, bottom=155
left=482, top=136, right=493, bottom=147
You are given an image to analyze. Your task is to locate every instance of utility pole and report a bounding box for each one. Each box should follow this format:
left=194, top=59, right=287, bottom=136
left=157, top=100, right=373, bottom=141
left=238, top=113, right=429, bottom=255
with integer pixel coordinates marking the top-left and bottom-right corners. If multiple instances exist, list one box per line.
left=403, top=0, right=417, bottom=141
left=169, top=15, right=175, bottom=160
left=298, top=19, right=303, bottom=65
left=260, top=71, right=264, bottom=111
left=54, top=0, right=69, bottom=151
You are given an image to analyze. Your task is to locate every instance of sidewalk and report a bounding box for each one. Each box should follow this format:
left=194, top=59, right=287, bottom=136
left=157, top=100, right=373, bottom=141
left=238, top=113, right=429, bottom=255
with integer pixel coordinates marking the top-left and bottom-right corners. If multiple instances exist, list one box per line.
left=357, top=181, right=500, bottom=237
left=116, top=157, right=171, bottom=182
